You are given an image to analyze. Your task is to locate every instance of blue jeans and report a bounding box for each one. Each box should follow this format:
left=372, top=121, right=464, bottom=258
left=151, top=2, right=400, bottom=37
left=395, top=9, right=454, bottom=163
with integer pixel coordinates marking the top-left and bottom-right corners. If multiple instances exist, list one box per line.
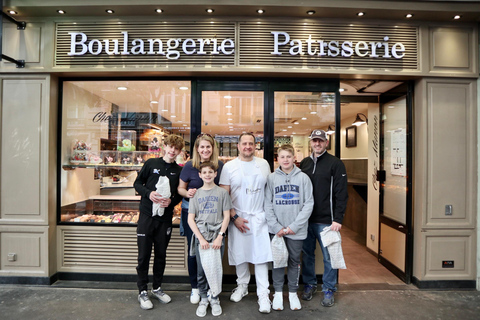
left=301, top=223, right=337, bottom=293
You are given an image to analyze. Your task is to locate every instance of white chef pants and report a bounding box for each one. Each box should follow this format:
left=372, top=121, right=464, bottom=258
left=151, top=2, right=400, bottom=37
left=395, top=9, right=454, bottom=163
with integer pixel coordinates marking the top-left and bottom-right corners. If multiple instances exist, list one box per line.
left=235, top=262, right=269, bottom=296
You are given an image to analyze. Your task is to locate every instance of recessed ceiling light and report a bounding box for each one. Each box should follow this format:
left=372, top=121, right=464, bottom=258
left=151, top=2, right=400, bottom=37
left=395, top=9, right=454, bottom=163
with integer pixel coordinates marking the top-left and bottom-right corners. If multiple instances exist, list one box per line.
left=388, top=105, right=395, bottom=108
left=57, top=10, right=66, bottom=14
left=183, top=124, right=188, bottom=126
left=8, top=10, right=17, bottom=15
left=225, top=105, right=232, bottom=108
left=282, top=129, right=287, bottom=131
left=171, top=115, right=176, bottom=118
left=150, top=101, right=158, bottom=104
left=179, top=86, right=189, bottom=90
left=227, top=118, right=233, bottom=121
left=155, top=9, right=163, bottom=13
left=257, top=9, right=265, bottom=14
left=206, top=8, right=214, bottom=13
left=294, top=122, right=299, bottom=125
left=307, top=10, right=316, bottom=15
left=224, top=95, right=232, bottom=99
left=405, top=13, right=413, bottom=18
left=229, top=129, right=234, bottom=131
left=310, top=111, right=317, bottom=114
left=339, top=88, right=345, bottom=92
left=106, top=9, right=114, bottom=14
left=357, top=12, right=365, bottom=17
left=226, top=112, right=233, bottom=115
left=292, top=132, right=296, bottom=134
left=117, top=86, right=127, bottom=90
left=288, top=126, right=292, bottom=128
left=301, top=117, right=307, bottom=120
left=453, top=15, right=461, bottom=20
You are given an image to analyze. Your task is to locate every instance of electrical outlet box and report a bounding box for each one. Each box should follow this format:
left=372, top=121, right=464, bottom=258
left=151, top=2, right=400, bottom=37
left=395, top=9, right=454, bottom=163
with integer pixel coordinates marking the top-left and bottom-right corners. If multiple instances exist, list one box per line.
left=445, top=205, right=453, bottom=216
left=370, top=234, right=375, bottom=241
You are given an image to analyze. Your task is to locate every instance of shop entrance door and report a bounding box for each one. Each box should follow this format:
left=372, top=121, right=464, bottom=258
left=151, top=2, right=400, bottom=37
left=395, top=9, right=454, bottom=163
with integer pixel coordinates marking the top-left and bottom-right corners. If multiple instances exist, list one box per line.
left=377, top=83, right=413, bottom=283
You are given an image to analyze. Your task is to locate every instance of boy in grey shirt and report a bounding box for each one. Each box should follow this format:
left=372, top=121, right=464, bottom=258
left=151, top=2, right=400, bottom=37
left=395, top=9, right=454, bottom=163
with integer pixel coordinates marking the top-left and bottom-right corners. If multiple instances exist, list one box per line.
left=265, top=144, right=314, bottom=311
left=188, top=162, right=232, bottom=317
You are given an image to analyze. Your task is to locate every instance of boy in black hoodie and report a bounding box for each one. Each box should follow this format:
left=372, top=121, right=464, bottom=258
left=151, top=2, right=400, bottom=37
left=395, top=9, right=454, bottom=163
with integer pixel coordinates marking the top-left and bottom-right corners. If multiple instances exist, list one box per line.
left=134, top=134, right=185, bottom=310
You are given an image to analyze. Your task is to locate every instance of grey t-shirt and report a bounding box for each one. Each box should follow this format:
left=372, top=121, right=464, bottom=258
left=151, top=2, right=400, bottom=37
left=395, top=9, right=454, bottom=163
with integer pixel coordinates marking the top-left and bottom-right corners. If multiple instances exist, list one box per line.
left=189, top=185, right=233, bottom=238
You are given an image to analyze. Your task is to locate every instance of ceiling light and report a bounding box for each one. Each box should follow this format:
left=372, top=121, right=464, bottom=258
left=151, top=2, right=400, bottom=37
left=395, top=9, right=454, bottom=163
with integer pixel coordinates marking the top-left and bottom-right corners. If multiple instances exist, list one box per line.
left=257, top=9, right=265, bottom=14
left=287, top=126, right=292, bottom=128
left=353, top=113, right=368, bottom=126
left=227, top=118, right=233, bottom=121
left=388, top=105, right=395, bottom=109
left=117, top=86, right=127, bottom=90
left=310, top=111, right=317, bottom=114
left=226, top=112, right=233, bottom=115
left=282, top=129, right=287, bottom=131
left=206, top=8, right=214, bottom=13
left=301, top=117, right=307, bottom=120
left=229, top=129, right=234, bottom=131
left=294, top=122, right=299, bottom=125
left=292, top=132, right=296, bottom=134
left=405, top=13, right=413, bottom=18
left=179, top=86, right=189, bottom=90
left=162, top=109, right=168, bottom=112
left=453, top=15, right=461, bottom=20
left=183, top=124, right=188, bottom=126
left=225, top=105, right=232, bottom=108
left=171, top=115, right=177, bottom=118
left=106, top=9, right=114, bottom=14
left=307, top=10, right=316, bottom=15
left=339, top=88, right=345, bottom=92
left=224, top=95, right=232, bottom=99
left=8, top=10, right=17, bottom=15
left=155, top=9, right=163, bottom=13
left=150, top=101, right=158, bottom=104
left=57, top=10, right=66, bottom=14
left=357, top=12, right=365, bottom=17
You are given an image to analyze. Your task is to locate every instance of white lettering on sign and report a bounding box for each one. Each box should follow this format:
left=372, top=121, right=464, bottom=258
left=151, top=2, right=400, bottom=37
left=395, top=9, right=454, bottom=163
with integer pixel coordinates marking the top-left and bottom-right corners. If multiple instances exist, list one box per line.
left=271, top=31, right=405, bottom=59
left=67, top=31, right=235, bottom=59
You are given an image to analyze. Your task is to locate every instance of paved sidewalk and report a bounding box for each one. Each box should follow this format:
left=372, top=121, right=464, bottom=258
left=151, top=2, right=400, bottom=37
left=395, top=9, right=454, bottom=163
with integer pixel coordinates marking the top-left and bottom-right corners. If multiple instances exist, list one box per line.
left=0, top=284, right=479, bottom=320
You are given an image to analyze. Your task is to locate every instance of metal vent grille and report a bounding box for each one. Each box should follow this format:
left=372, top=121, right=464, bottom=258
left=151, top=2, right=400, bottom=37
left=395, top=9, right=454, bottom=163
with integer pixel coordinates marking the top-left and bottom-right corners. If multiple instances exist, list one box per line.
left=55, top=22, right=236, bottom=67
left=61, top=228, right=186, bottom=272
left=239, top=22, right=419, bottom=70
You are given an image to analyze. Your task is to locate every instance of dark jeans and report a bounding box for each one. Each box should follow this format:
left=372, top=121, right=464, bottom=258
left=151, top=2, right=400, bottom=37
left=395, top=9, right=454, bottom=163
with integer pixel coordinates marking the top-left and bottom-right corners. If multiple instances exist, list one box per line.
left=136, top=213, right=172, bottom=293
left=181, top=207, right=198, bottom=289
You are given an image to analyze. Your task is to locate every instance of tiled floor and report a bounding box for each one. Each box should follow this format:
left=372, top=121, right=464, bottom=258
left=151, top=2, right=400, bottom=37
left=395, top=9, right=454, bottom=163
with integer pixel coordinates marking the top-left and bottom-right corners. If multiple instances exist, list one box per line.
left=339, top=226, right=405, bottom=286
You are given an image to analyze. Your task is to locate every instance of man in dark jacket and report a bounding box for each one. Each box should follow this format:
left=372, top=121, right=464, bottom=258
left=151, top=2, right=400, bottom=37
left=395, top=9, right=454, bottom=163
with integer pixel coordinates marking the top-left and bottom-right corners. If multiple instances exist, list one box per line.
left=300, top=129, right=348, bottom=307
left=134, top=134, right=185, bottom=310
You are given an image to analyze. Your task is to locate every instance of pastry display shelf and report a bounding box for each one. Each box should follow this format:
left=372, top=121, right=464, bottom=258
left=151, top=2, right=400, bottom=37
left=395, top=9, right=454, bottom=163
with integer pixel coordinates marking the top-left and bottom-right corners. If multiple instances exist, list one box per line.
left=62, top=164, right=143, bottom=171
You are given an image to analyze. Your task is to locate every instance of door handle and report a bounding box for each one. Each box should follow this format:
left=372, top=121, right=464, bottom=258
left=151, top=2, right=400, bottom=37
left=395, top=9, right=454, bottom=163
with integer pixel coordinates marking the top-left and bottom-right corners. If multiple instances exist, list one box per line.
left=376, top=170, right=386, bottom=182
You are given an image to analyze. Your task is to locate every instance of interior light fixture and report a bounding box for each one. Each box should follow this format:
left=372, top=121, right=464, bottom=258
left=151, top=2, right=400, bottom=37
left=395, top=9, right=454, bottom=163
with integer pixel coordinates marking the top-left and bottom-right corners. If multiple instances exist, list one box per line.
left=225, top=105, right=232, bottom=108
left=150, top=101, right=158, bottom=104
left=57, top=10, right=66, bottom=14
left=226, top=112, right=233, bottom=115
left=224, top=95, right=232, bottom=99
left=282, top=129, right=287, bottom=131
left=292, top=132, right=296, bottom=134
left=171, top=115, right=177, bottom=118
left=155, top=9, right=163, bottom=13
left=307, top=10, right=316, bottom=15
left=357, top=12, right=365, bottom=17
left=179, top=86, right=189, bottom=90
left=310, top=111, right=317, bottom=114
left=8, top=10, right=17, bottom=15
left=117, top=86, right=127, bottom=90
left=257, top=9, right=265, bottom=14
left=405, top=13, right=413, bottom=18
left=453, top=15, right=461, bottom=20
left=294, top=122, right=299, bottom=125
left=326, top=124, right=335, bottom=135
left=339, top=88, right=345, bottom=92
left=106, top=9, right=114, bottom=14
left=162, top=109, right=168, bottom=112
left=287, top=126, right=292, bottom=128
left=301, top=117, right=307, bottom=120
left=227, top=118, right=233, bottom=121
left=206, top=8, right=214, bottom=13
left=353, top=113, right=368, bottom=126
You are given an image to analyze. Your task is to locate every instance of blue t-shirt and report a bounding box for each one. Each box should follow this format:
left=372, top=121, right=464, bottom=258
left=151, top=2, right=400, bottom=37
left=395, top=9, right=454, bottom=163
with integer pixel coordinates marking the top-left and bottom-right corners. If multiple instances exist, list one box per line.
left=179, top=160, right=224, bottom=192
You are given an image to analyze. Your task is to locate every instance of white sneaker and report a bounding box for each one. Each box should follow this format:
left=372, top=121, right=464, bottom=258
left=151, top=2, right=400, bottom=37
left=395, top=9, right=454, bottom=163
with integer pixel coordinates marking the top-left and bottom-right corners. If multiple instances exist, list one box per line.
left=151, top=287, right=171, bottom=304
left=258, top=293, right=271, bottom=314
left=289, top=292, right=302, bottom=311
left=196, top=299, right=209, bottom=317
left=230, top=284, right=248, bottom=302
left=210, top=298, right=222, bottom=316
left=138, top=290, right=153, bottom=310
left=272, top=292, right=284, bottom=311
left=190, top=288, right=200, bottom=304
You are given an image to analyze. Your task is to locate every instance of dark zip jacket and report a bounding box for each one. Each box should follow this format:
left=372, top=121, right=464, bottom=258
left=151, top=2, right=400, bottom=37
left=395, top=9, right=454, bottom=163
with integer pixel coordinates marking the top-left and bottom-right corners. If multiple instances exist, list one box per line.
left=134, top=157, right=183, bottom=222
left=300, top=151, right=348, bottom=225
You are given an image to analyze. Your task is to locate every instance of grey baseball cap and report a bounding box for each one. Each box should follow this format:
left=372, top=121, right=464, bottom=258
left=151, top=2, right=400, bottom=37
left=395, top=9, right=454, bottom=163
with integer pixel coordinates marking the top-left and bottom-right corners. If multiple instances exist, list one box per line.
left=309, top=129, right=327, bottom=141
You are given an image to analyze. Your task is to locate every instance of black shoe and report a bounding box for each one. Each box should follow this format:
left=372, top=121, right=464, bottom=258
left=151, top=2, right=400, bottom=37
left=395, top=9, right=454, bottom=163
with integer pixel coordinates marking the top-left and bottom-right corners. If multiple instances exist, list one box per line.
left=321, top=289, right=334, bottom=307
left=301, top=284, right=317, bottom=301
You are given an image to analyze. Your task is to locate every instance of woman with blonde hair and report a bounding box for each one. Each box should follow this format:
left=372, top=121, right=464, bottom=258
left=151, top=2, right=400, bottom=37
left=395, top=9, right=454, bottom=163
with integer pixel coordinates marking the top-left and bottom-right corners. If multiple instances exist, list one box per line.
left=178, top=133, right=224, bottom=304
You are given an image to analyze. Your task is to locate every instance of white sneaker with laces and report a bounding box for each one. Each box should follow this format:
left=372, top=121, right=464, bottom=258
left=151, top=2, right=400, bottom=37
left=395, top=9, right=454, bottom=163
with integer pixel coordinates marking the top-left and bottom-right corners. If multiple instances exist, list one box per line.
left=138, top=290, right=153, bottom=310
left=289, top=292, right=302, bottom=311
left=258, top=293, right=271, bottom=314
left=230, top=284, right=248, bottom=302
left=196, top=299, right=209, bottom=317
left=190, top=288, right=200, bottom=304
left=210, top=298, right=222, bottom=316
left=272, top=292, right=284, bottom=311
left=151, top=287, right=171, bottom=304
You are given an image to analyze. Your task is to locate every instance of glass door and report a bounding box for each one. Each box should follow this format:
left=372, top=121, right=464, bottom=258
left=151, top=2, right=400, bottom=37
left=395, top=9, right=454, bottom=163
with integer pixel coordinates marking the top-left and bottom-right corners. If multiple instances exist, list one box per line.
left=377, top=82, right=413, bottom=283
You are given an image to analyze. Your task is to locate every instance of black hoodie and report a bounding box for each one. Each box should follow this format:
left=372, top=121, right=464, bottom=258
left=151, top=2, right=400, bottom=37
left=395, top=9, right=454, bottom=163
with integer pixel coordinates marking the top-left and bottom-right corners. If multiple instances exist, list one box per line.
left=299, top=151, right=348, bottom=225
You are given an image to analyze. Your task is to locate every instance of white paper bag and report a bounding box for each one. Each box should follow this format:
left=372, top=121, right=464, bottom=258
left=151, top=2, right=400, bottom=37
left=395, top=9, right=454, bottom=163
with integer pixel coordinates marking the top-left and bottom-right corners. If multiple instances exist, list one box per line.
left=152, top=176, right=171, bottom=216
left=199, top=247, right=223, bottom=297
left=271, top=235, right=289, bottom=269
left=320, top=227, right=346, bottom=270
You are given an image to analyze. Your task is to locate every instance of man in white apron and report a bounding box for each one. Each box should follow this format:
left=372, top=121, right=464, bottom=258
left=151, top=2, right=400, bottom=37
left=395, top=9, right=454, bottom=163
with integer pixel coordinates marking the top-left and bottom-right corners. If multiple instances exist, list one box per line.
left=220, top=133, right=273, bottom=314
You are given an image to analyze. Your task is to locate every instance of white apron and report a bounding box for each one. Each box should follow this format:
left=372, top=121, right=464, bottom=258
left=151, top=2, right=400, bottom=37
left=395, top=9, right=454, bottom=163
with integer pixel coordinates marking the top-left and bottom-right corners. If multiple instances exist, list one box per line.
left=228, top=161, right=273, bottom=265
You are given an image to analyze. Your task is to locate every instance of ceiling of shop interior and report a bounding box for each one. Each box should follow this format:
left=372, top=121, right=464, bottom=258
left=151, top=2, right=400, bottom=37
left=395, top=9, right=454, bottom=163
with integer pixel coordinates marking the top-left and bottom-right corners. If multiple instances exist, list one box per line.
left=71, top=79, right=395, bottom=136
left=4, top=1, right=480, bottom=22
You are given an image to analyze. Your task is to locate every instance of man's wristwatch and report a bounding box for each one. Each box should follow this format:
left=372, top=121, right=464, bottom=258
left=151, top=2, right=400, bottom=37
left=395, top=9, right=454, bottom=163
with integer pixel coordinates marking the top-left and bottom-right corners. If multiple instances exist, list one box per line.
left=218, top=231, right=225, bottom=237
left=231, top=214, right=239, bottom=222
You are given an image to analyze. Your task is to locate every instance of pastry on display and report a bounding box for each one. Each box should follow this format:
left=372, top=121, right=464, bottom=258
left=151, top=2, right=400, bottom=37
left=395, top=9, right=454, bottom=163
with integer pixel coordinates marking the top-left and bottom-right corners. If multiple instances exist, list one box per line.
left=89, top=152, right=103, bottom=164
left=101, top=151, right=117, bottom=165
left=71, top=140, right=91, bottom=163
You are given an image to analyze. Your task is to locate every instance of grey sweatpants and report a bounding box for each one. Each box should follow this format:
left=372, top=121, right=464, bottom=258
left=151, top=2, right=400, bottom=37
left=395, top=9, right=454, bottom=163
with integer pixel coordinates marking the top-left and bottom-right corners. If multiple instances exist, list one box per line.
left=272, top=237, right=303, bottom=292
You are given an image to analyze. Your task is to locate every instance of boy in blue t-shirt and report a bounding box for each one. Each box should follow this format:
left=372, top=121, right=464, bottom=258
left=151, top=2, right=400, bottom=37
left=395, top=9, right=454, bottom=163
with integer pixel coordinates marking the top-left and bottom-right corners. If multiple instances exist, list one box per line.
left=188, top=162, right=232, bottom=317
